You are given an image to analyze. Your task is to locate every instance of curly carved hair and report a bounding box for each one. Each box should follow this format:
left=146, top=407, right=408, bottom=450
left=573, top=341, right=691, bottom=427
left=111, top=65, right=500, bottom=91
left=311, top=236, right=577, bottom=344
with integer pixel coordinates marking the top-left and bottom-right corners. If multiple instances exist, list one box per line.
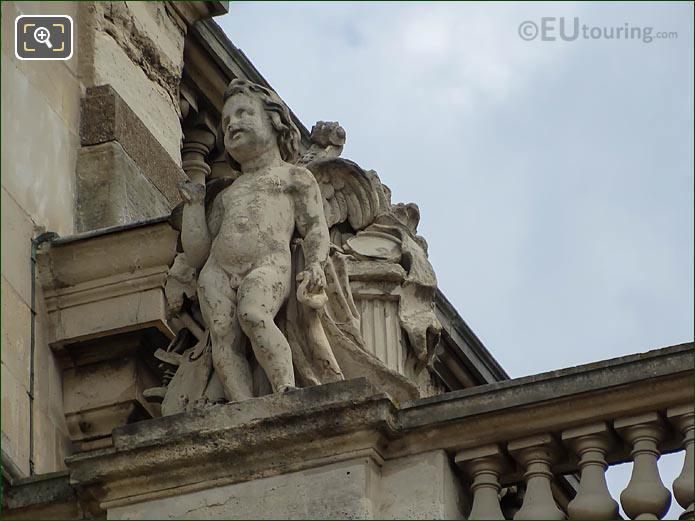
left=222, top=79, right=300, bottom=163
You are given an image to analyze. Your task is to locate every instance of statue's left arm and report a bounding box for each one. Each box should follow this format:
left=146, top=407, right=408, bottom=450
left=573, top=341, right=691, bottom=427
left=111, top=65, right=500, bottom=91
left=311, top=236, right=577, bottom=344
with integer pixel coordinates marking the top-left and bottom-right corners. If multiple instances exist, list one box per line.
left=292, top=167, right=330, bottom=292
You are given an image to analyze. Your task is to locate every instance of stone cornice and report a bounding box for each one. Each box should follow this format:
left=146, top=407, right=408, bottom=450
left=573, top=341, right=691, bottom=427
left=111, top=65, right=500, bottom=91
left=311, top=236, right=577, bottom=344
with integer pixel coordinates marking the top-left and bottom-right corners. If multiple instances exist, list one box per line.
left=38, top=219, right=177, bottom=291
left=37, top=220, right=178, bottom=347
left=167, top=1, right=229, bottom=28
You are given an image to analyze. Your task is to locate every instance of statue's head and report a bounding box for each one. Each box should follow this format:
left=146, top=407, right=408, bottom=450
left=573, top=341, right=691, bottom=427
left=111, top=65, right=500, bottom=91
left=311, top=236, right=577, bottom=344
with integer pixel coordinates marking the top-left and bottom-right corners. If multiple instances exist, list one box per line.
left=222, top=79, right=300, bottom=164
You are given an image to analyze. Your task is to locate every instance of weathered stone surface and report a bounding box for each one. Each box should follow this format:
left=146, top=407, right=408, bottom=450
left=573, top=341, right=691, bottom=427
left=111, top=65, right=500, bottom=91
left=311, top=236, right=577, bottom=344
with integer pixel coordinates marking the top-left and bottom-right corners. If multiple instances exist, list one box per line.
left=168, top=1, right=229, bottom=27
left=113, top=377, right=386, bottom=450
left=391, top=343, right=693, bottom=461
left=32, top=408, right=68, bottom=475
left=0, top=1, right=231, bottom=488
left=1, top=277, right=31, bottom=390
left=63, top=356, right=160, bottom=450
left=1, top=0, right=81, bottom=475
left=38, top=220, right=177, bottom=346
left=77, top=1, right=185, bottom=163
left=108, top=458, right=380, bottom=520
left=65, top=378, right=395, bottom=511
left=3, top=471, right=82, bottom=521
left=80, top=85, right=187, bottom=208
left=165, top=79, right=347, bottom=411
left=160, top=79, right=446, bottom=415
left=1, top=187, right=35, bottom=307
left=1, top=258, right=65, bottom=477
left=35, top=220, right=176, bottom=462
left=75, top=141, right=171, bottom=231
left=1, top=362, right=30, bottom=476
left=108, top=450, right=465, bottom=520
left=378, top=450, right=466, bottom=519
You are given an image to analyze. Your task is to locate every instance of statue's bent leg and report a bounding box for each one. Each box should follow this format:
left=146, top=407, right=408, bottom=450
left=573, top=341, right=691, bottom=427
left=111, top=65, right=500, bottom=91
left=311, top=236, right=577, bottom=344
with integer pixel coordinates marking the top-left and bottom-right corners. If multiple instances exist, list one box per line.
left=198, top=262, right=253, bottom=402
left=237, top=265, right=294, bottom=393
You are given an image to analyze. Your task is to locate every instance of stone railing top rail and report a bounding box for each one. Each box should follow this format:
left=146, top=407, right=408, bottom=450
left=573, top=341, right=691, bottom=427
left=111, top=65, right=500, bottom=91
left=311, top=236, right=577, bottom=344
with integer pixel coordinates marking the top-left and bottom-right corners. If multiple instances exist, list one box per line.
left=402, top=342, right=692, bottom=421
left=392, top=342, right=692, bottom=458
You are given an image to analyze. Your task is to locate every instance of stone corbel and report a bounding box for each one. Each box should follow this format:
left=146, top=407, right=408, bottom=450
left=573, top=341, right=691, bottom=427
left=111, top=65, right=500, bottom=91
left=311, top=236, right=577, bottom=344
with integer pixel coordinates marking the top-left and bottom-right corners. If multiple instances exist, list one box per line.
left=38, top=221, right=179, bottom=452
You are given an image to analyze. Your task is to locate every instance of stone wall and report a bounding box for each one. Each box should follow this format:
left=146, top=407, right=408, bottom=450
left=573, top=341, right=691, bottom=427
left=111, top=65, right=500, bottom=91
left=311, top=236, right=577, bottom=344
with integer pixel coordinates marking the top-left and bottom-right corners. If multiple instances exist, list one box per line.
left=1, top=0, right=220, bottom=479
left=77, top=1, right=185, bottom=164
left=1, top=0, right=80, bottom=477
left=74, top=1, right=190, bottom=232
left=107, top=452, right=464, bottom=520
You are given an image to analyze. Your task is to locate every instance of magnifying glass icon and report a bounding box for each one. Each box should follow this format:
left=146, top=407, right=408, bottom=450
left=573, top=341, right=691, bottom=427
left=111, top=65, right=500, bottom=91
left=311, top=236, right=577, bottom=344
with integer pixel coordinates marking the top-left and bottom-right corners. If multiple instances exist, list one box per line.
left=33, top=26, right=53, bottom=49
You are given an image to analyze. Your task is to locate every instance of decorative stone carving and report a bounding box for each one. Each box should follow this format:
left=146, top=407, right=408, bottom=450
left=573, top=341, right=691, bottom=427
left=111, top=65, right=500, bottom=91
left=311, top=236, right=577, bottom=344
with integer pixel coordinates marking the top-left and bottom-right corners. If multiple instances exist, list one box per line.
left=150, top=79, right=442, bottom=415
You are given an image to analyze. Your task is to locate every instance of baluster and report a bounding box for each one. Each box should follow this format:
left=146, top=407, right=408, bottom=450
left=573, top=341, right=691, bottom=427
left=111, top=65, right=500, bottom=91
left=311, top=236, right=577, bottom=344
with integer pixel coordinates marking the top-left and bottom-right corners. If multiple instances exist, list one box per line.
left=615, top=413, right=671, bottom=520
left=509, top=434, right=565, bottom=520
left=182, top=128, right=215, bottom=185
left=667, top=406, right=694, bottom=520
left=562, top=423, right=619, bottom=520
left=455, top=444, right=506, bottom=520
left=181, top=102, right=218, bottom=187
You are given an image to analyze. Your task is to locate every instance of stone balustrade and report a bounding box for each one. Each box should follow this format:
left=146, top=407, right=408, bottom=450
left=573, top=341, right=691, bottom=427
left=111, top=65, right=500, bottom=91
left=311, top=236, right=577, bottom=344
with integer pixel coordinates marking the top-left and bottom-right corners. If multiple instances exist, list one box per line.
left=456, top=408, right=693, bottom=520
left=4, top=343, right=691, bottom=519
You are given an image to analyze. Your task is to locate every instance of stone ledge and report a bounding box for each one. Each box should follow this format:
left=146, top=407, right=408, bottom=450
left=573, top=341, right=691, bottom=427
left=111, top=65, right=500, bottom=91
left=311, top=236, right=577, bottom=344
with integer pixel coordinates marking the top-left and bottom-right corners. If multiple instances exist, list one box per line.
left=80, top=85, right=186, bottom=207
left=2, top=471, right=83, bottom=520
left=38, top=220, right=177, bottom=293
left=112, top=377, right=391, bottom=450
left=66, top=378, right=398, bottom=511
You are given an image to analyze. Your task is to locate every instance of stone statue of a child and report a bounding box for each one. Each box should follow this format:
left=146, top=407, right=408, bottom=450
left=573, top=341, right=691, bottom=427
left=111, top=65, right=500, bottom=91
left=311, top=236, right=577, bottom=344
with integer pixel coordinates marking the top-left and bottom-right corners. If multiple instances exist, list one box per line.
left=178, top=79, right=330, bottom=401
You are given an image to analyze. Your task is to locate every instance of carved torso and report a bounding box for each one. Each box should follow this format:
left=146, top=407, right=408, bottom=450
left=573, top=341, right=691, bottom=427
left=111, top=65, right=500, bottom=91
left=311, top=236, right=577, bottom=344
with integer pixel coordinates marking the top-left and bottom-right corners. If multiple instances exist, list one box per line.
left=208, top=166, right=296, bottom=281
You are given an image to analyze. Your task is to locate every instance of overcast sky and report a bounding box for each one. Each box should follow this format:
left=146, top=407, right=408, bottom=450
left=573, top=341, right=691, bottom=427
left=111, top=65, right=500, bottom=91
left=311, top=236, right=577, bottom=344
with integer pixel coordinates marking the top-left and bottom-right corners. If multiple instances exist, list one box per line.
left=219, top=3, right=693, bottom=514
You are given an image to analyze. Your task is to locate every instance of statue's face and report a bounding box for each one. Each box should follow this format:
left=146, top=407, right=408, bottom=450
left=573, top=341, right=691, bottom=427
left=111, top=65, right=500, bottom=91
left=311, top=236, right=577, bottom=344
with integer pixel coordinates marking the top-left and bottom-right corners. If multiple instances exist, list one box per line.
left=222, top=93, right=277, bottom=163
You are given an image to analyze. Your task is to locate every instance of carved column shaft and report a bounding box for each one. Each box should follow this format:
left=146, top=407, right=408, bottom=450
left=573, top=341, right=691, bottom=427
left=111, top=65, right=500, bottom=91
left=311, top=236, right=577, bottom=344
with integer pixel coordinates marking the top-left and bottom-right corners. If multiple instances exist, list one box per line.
left=668, top=406, right=694, bottom=520
left=563, top=424, right=619, bottom=520
left=179, top=86, right=217, bottom=186
left=509, top=435, right=566, bottom=520
left=181, top=132, right=214, bottom=185
left=616, top=414, right=671, bottom=520
left=456, top=445, right=506, bottom=520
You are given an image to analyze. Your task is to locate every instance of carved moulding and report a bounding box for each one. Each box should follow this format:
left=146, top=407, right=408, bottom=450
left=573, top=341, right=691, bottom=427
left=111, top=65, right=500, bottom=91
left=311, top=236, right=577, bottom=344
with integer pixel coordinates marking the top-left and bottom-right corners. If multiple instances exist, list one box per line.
left=37, top=221, right=179, bottom=450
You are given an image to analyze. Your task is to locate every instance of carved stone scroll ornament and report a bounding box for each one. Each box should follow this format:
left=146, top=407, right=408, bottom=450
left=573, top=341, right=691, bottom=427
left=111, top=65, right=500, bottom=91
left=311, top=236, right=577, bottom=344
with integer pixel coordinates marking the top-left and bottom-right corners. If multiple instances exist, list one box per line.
left=147, top=80, right=442, bottom=414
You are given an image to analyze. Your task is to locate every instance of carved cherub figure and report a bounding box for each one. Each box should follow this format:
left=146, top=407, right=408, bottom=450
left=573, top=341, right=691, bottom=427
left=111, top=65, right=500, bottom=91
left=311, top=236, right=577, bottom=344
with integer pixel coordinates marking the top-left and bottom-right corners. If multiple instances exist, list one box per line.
left=178, top=79, right=330, bottom=399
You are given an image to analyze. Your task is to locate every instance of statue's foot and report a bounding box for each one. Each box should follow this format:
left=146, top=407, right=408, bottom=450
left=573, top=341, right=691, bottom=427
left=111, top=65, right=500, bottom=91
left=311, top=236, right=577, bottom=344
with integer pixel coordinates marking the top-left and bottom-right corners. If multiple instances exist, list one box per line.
left=278, top=384, right=297, bottom=394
